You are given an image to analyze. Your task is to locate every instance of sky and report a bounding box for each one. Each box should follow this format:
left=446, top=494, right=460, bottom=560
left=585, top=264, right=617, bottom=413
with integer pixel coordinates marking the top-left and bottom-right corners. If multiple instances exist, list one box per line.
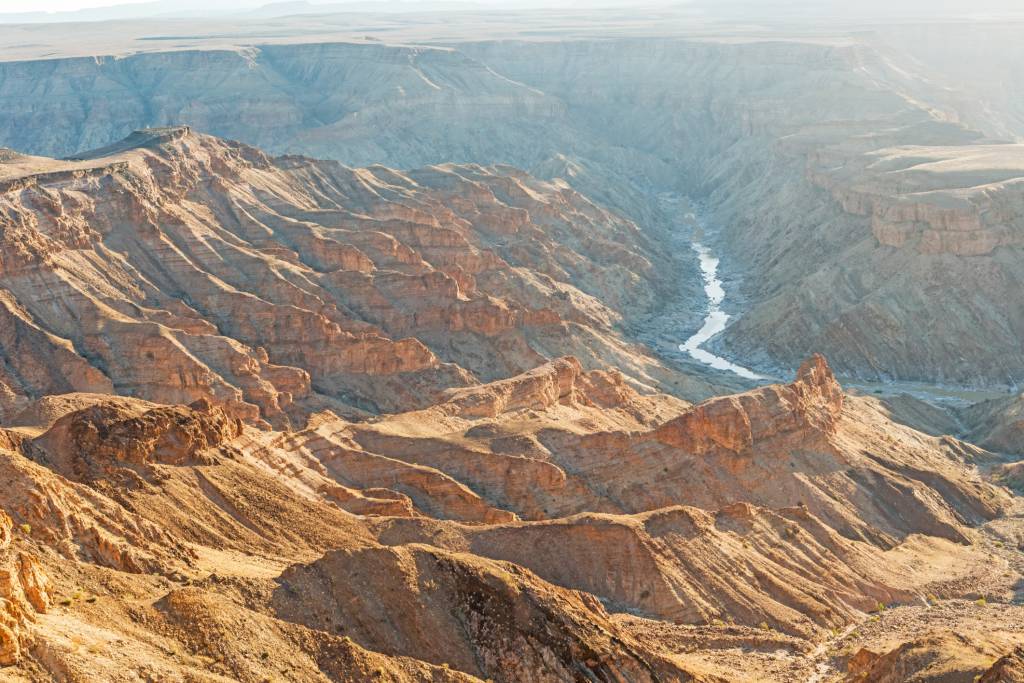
left=0, top=0, right=580, bottom=17
left=2, top=0, right=134, bottom=9
left=0, top=0, right=420, bottom=11
left=0, top=0, right=251, bottom=10
left=3, top=0, right=1023, bottom=18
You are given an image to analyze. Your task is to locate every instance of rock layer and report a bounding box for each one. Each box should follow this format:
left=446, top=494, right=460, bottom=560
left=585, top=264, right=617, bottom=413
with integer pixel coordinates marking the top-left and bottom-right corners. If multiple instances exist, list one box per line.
left=0, top=127, right=702, bottom=427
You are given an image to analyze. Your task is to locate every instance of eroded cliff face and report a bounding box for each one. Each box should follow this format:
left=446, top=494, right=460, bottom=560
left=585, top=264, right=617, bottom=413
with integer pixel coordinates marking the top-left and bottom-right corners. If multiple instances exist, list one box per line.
left=0, top=127, right=704, bottom=427
left=0, top=510, right=54, bottom=667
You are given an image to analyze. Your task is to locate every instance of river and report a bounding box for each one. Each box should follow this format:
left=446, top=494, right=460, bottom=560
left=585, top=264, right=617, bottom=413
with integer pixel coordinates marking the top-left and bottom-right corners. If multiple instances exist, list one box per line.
left=674, top=205, right=766, bottom=381
left=669, top=198, right=1008, bottom=406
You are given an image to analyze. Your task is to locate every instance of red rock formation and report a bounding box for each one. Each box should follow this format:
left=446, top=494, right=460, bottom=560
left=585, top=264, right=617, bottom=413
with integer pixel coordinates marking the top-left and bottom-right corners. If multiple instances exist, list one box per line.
left=0, top=128, right=688, bottom=424
left=655, top=354, right=844, bottom=455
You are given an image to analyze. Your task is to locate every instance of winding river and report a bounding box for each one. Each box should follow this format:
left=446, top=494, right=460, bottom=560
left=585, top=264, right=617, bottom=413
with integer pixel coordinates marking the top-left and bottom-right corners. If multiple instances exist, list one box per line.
left=671, top=203, right=1006, bottom=406
left=676, top=208, right=766, bottom=381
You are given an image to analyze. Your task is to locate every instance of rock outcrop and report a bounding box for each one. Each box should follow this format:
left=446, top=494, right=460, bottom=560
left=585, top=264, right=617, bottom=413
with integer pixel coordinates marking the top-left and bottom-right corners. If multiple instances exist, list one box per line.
left=272, top=543, right=685, bottom=682
left=31, top=398, right=243, bottom=483
left=0, top=509, right=53, bottom=666
left=844, top=631, right=1018, bottom=683
left=0, top=128, right=703, bottom=427
left=654, top=354, right=844, bottom=455
left=961, top=393, right=1024, bottom=456
left=980, top=647, right=1024, bottom=683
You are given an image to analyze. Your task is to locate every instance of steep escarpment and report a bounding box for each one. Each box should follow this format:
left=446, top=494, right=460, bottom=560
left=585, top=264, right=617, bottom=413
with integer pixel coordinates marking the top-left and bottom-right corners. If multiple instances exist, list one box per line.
left=713, top=126, right=1024, bottom=385
left=460, top=39, right=1024, bottom=386
left=0, top=127, right=705, bottom=426
left=0, top=44, right=566, bottom=166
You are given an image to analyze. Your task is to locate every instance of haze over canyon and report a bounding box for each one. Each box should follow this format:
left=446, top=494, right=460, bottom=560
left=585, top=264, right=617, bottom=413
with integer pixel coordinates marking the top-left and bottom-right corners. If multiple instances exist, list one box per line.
left=0, top=2, right=1023, bottom=682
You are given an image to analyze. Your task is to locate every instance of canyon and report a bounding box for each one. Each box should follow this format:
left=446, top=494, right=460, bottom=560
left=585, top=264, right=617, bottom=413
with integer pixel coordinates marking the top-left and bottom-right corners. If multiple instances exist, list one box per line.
left=1, top=28, right=1022, bottom=387
left=0, top=4, right=1023, bottom=682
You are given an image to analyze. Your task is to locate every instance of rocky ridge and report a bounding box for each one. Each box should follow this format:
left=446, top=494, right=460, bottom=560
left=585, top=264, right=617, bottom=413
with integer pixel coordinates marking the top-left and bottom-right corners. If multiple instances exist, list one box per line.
left=0, top=128, right=705, bottom=429
left=1, top=345, right=1020, bottom=680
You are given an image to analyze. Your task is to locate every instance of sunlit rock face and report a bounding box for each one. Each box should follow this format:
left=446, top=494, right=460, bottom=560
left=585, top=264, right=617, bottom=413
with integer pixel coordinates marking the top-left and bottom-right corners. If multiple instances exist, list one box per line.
left=0, top=127, right=708, bottom=426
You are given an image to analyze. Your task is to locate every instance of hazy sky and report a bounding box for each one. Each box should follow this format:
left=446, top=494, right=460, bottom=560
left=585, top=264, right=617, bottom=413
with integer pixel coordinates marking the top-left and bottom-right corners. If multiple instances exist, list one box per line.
left=2, top=0, right=133, bottom=9
left=0, top=0, right=599, bottom=14
left=1, top=0, right=247, bottom=10
left=1, top=0, right=410, bottom=11
left=0, top=0, right=344, bottom=11
left=5, top=0, right=1024, bottom=17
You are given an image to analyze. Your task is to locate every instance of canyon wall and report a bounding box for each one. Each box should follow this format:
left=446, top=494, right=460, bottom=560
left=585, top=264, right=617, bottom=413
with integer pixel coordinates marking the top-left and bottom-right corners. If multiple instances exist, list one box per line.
left=2, top=36, right=1021, bottom=385
left=0, top=128, right=710, bottom=427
